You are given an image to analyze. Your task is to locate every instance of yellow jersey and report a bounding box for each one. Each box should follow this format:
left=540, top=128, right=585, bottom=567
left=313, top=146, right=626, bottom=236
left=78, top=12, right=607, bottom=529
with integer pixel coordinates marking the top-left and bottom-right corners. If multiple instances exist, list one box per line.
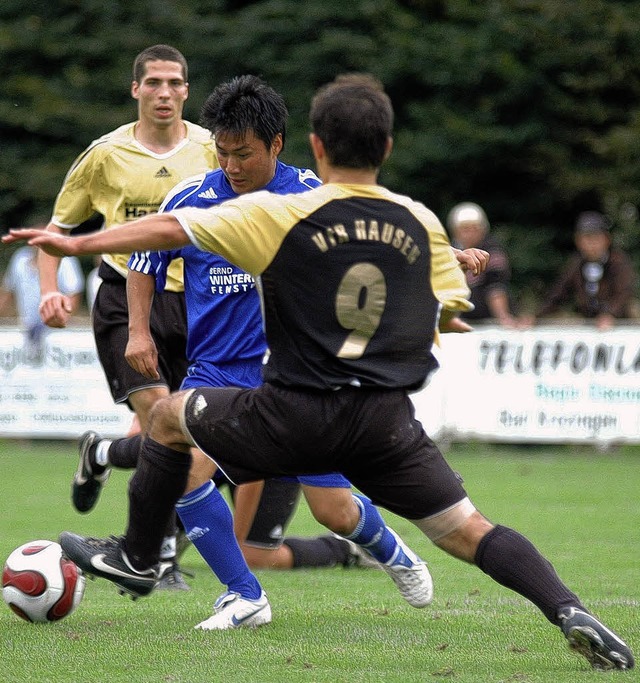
left=51, top=121, right=217, bottom=291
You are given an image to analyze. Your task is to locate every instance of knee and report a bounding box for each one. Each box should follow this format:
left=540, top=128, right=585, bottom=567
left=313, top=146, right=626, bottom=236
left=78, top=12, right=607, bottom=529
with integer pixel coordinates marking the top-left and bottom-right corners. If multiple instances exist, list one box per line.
left=146, top=393, right=187, bottom=445
left=242, top=544, right=293, bottom=570
left=146, top=396, right=172, bottom=433
left=434, top=511, right=495, bottom=563
left=311, top=499, right=359, bottom=535
left=129, top=387, right=169, bottom=431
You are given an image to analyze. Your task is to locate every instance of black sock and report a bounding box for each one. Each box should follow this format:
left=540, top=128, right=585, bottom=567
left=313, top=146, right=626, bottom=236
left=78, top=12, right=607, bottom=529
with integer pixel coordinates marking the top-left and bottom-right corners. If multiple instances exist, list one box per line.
left=108, top=435, right=143, bottom=469
left=283, top=535, right=352, bottom=568
left=123, top=438, right=191, bottom=570
left=475, top=525, right=584, bottom=625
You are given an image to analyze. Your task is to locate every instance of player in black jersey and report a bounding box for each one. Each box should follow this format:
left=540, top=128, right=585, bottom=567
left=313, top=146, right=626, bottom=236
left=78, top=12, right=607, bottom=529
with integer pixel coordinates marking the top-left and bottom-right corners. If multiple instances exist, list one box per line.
left=6, top=74, right=634, bottom=671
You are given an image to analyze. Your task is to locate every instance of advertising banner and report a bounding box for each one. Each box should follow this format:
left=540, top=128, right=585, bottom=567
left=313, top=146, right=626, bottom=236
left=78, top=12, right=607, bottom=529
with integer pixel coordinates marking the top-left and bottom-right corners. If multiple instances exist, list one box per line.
left=412, top=325, right=640, bottom=446
left=0, top=325, right=638, bottom=445
left=0, top=327, right=131, bottom=438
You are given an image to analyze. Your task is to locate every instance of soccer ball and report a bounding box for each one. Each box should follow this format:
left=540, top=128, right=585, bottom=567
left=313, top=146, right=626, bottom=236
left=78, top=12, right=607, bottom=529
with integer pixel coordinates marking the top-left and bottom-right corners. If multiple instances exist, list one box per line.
left=2, top=540, right=85, bottom=623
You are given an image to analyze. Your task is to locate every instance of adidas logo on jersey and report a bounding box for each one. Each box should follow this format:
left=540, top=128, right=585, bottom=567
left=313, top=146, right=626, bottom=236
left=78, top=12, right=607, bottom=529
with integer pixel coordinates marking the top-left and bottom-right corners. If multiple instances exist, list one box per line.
left=198, top=187, right=218, bottom=200
left=155, top=166, right=172, bottom=178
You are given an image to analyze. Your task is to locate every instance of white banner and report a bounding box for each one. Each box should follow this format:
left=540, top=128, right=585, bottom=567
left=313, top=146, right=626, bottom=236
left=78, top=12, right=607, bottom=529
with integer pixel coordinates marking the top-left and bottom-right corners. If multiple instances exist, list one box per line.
left=0, top=325, right=638, bottom=444
left=0, top=327, right=131, bottom=438
left=412, top=325, right=640, bottom=446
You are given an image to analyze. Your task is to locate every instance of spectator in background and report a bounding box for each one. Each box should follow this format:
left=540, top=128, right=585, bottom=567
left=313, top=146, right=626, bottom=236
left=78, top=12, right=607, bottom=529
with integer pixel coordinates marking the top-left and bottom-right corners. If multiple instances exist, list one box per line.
left=0, top=242, right=84, bottom=363
left=447, top=202, right=517, bottom=328
left=523, top=211, right=637, bottom=331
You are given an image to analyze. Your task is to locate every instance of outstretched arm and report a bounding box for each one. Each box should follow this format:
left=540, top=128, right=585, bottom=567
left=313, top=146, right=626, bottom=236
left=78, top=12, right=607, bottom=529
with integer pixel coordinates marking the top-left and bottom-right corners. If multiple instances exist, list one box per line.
left=3, top=213, right=190, bottom=257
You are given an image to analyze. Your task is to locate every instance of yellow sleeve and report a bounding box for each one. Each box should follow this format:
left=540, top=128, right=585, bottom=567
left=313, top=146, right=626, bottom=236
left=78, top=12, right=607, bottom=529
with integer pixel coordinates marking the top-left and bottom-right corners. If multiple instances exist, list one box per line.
left=175, top=191, right=297, bottom=275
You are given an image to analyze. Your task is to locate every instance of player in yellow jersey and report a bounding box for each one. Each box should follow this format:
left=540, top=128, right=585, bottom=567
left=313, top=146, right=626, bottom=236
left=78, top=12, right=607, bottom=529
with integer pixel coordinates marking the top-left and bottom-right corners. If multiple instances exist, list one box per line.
left=36, top=44, right=217, bottom=590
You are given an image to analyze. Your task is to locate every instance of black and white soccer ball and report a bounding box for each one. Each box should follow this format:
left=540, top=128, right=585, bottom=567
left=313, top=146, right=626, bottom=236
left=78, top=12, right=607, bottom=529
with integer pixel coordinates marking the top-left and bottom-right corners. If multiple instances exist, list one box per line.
left=2, top=540, right=85, bottom=623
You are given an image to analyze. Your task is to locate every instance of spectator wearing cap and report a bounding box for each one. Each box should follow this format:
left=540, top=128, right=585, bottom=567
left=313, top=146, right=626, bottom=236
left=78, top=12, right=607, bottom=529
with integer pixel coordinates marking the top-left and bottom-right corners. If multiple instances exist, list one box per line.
left=447, top=202, right=517, bottom=328
left=525, top=211, right=637, bottom=331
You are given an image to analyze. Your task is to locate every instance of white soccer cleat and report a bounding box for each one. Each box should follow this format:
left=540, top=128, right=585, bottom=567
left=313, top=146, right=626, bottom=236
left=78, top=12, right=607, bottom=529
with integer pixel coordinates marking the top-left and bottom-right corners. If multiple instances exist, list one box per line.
left=194, top=590, right=272, bottom=631
left=381, top=528, right=434, bottom=608
left=334, top=534, right=382, bottom=569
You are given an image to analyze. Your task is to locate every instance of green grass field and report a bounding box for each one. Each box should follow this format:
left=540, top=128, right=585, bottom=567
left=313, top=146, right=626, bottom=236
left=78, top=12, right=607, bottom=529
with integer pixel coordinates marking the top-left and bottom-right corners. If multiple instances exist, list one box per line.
left=1, top=439, right=638, bottom=683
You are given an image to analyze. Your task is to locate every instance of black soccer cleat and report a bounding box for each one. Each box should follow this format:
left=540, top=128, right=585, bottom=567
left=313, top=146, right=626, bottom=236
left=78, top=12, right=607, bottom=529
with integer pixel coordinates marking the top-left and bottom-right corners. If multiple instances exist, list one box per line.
left=59, top=532, right=158, bottom=599
left=558, top=606, right=635, bottom=670
left=72, top=431, right=111, bottom=513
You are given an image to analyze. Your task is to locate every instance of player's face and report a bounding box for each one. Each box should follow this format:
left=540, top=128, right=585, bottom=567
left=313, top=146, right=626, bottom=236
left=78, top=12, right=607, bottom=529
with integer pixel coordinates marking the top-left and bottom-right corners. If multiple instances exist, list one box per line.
left=131, top=60, right=188, bottom=128
left=215, top=130, right=283, bottom=194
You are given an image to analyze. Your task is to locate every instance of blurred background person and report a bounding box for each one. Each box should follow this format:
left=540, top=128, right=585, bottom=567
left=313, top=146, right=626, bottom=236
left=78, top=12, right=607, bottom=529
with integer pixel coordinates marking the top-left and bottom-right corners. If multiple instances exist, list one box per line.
left=85, top=256, right=103, bottom=312
left=522, top=211, right=637, bottom=331
left=447, top=202, right=517, bottom=328
left=0, top=239, right=84, bottom=363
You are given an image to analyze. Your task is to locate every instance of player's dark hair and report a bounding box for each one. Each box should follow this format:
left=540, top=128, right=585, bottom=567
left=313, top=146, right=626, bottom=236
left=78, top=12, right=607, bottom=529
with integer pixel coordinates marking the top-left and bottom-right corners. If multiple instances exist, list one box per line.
left=132, top=45, right=188, bottom=83
left=199, top=75, right=288, bottom=149
left=310, top=73, right=393, bottom=169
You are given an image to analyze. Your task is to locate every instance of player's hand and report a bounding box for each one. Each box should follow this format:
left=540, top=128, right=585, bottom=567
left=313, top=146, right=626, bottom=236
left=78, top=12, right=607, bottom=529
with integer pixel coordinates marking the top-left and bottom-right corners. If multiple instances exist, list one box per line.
left=39, top=292, right=73, bottom=329
left=454, top=247, right=490, bottom=275
left=2, top=229, right=76, bottom=257
left=125, top=332, right=160, bottom=380
left=440, top=316, right=473, bottom=333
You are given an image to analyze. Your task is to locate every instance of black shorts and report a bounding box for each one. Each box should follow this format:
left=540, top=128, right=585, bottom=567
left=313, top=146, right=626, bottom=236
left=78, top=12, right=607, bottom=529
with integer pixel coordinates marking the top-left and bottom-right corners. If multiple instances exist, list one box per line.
left=184, top=384, right=468, bottom=521
left=92, top=278, right=188, bottom=406
left=216, top=475, right=301, bottom=548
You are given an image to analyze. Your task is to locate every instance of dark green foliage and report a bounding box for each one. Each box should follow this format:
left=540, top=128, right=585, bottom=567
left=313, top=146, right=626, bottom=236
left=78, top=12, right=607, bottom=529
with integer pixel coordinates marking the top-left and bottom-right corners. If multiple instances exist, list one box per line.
left=2, top=0, right=640, bottom=305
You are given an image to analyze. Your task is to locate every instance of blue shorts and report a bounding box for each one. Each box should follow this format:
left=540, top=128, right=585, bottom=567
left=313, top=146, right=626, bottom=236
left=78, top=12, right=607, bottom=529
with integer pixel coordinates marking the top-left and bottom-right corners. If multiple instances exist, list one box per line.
left=181, top=358, right=263, bottom=390
left=283, top=473, right=350, bottom=488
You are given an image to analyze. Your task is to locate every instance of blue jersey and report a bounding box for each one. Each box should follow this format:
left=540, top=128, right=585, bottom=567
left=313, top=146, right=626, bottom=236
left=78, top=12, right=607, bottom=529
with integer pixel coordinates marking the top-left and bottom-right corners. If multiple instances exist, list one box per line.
left=128, top=161, right=321, bottom=367
left=128, top=162, right=349, bottom=490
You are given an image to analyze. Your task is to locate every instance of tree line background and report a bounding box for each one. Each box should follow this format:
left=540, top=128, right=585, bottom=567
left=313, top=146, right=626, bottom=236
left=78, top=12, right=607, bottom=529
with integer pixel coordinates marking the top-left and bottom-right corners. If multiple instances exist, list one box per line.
left=2, top=0, right=640, bottom=312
